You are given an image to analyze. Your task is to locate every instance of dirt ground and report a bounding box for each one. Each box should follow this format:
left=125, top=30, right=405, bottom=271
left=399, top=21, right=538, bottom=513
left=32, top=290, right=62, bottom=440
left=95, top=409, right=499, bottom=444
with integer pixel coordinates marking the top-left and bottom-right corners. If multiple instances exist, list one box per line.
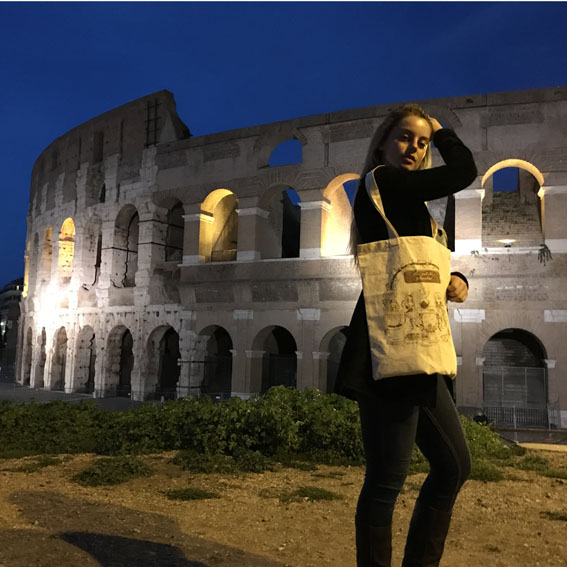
left=0, top=446, right=566, bottom=567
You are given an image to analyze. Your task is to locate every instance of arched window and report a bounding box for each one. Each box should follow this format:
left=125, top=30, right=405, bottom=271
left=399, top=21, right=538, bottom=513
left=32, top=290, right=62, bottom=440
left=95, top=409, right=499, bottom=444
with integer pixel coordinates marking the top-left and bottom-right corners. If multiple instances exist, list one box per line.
left=260, top=187, right=301, bottom=259
left=58, top=218, right=75, bottom=284
left=482, top=160, right=544, bottom=249
left=112, top=206, right=139, bottom=287
left=322, top=175, right=359, bottom=256
left=40, top=227, right=53, bottom=283
left=268, top=139, right=302, bottom=167
left=200, top=190, right=238, bottom=262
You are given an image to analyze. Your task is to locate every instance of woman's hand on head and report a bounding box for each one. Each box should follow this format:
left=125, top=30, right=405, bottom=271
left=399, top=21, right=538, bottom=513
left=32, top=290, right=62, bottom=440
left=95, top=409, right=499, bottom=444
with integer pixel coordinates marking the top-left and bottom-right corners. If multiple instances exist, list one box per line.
left=446, top=274, right=468, bottom=303
left=429, top=117, right=443, bottom=135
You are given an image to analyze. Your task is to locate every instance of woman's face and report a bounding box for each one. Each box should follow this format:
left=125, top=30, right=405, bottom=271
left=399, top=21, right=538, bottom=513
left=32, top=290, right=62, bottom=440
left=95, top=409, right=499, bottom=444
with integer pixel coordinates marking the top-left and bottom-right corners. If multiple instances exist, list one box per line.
left=380, top=115, right=432, bottom=170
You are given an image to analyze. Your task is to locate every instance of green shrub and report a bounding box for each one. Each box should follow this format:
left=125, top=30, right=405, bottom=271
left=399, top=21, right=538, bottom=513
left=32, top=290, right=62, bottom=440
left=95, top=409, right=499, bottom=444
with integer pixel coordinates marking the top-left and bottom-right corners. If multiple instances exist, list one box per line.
left=72, top=456, right=153, bottom=486
left=0, top=389, right=532, bottom=482
left=164, top=487, right=220, bottom=501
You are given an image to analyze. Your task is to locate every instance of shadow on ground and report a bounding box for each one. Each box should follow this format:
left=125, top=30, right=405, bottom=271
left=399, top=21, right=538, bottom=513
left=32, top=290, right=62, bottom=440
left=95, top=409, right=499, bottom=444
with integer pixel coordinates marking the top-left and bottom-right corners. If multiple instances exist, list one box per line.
left=3, top=491, right=287, bottom=567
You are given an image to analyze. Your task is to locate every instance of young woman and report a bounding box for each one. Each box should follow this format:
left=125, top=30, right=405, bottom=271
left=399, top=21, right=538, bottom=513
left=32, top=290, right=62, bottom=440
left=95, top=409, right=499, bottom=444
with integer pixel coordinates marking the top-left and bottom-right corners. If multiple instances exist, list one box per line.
left=335, top=104, right=478, bottom=567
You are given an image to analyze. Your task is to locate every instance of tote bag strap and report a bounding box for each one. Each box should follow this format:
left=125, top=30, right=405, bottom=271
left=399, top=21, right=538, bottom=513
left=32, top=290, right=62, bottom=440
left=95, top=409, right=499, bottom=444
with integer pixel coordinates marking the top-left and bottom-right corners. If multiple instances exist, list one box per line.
left=365, top=166, right=440, bottom=240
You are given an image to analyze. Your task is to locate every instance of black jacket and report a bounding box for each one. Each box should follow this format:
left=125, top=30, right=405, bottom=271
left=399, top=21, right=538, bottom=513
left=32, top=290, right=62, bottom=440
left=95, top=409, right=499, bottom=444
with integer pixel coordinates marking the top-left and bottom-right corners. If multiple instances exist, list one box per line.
left=334, top=128, right=477, bottom=406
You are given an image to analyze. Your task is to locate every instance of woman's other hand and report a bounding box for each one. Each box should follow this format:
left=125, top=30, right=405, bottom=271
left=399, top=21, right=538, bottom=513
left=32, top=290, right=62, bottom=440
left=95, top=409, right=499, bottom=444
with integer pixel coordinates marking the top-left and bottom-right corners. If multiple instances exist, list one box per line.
left=447, top=274, right=468, bottom=303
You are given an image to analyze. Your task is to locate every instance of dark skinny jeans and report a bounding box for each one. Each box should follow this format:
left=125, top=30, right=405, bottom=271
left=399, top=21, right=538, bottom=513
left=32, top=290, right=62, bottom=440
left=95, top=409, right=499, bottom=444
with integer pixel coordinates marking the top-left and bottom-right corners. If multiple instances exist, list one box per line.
left=355, top=375, right=471, bottom=528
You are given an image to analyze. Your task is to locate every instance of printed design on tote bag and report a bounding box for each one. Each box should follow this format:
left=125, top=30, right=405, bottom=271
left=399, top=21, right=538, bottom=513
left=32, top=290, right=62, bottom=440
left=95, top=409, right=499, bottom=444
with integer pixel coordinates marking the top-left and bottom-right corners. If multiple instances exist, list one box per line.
left=382, top=261, right=451, bottom=346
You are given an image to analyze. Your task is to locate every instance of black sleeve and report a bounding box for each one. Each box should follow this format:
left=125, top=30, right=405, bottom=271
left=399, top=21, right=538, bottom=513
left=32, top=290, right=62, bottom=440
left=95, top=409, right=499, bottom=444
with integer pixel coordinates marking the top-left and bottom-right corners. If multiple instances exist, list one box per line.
left=374, top=128, right=478, bottom=203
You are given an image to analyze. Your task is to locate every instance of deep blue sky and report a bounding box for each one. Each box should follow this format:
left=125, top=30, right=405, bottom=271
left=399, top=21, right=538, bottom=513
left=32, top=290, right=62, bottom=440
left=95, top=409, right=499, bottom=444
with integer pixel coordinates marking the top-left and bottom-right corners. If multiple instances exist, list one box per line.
left=1, top=1, right=566, bottom=288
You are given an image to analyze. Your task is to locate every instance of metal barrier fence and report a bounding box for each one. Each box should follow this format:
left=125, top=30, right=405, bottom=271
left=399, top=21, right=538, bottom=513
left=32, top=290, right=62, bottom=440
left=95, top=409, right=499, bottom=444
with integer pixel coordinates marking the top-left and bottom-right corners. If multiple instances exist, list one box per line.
left=484, top=406, right=550, bottom=429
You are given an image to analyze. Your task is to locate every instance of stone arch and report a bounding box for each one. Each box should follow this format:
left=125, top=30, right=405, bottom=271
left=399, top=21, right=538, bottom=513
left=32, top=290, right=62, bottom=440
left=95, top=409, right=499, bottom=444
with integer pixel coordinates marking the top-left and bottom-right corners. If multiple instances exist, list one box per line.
left=481, top=328, right=548, bottom=427
left=50, top=326, right=68, bottom=391
left=74, top=325, right=96, bottom=394
left=22, top=327, right=33, bottom=386
left=146, top=325, right=181, bottom=400
left=258, top=185, right=301, bottom=259
left=34, top=327, right=47, bottom=388
left=200, top=189, right=238, bottom=262
left=481, top=159, right=544, bottom=247
left=198, top=325, right=233, bottom=399
left=252, top=326, right=297, bottom=393
left=40, top=227, right=53, bottom=283
left=112, top=205, right=139, bottom=287
left=105, top=325, right=134, bottom=397
left=322, top=174, right=359, bottom=256
left=268, top=139, right=303, bottom=167
left=165, top=201, right=185, bottom=262
left=319, top=326, right=349, bottom=394
left=58, top=217, right=76, bottom=284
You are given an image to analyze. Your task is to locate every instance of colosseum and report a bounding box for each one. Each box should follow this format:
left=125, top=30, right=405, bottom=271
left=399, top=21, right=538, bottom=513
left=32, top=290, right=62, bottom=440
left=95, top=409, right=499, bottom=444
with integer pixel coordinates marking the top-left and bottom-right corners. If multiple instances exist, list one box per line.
left=15, top=87, right=567, bottom=429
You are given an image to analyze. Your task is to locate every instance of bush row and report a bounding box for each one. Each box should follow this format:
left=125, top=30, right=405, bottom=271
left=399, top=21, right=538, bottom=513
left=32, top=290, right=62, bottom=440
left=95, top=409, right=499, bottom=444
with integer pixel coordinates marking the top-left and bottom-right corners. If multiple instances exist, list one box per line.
left=0, top=386, right=514, bottom=473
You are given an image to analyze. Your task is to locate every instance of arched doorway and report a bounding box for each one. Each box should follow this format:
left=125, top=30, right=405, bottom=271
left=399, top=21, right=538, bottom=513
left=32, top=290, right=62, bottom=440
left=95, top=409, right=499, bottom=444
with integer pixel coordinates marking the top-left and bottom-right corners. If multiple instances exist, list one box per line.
left=157, top=328, right=181, bottom=399
left=51, top=327, right=67, bottom=391
left=106, top=326, right=134, bottom=397
left=22, top=327, right=33, bottom=385
left=320, top=327, right=348, bottom=394
left=34, top=328, right=47, bottom=388
left=255, top=326, right=297, bottom=393
left=200, top=326, right=233, bottom=400
left=74, top=326, right=96, bottom=394
left=482, top=328, right=548, bottom=427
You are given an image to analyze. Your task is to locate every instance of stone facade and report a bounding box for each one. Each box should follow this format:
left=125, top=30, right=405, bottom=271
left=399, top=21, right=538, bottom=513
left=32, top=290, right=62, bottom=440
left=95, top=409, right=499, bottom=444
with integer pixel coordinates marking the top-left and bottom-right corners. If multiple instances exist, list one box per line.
left=15, top=87, right=567, bottom=428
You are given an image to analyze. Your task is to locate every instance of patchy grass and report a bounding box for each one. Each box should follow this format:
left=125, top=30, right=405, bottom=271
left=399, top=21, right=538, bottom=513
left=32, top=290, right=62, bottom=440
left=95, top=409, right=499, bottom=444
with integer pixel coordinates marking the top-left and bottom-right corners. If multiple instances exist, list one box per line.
left=311, top=470, right=346, bottom=479
left=72, top=456, right=153, bottom=487
left=540, top=511, right=567, bottom=522
left=470, top=459, right=505, bottom=482
left=4, top=455, right=64, bottom=473
left=164, top=487, right=220, bottom=501
left=280, top=486, right=342, bottom=503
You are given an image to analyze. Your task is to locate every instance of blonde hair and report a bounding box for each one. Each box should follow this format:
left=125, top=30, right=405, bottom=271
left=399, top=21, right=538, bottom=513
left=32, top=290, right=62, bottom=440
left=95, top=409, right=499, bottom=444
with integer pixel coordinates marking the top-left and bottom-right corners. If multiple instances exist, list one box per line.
left=349, top=103, right=433, bottom=262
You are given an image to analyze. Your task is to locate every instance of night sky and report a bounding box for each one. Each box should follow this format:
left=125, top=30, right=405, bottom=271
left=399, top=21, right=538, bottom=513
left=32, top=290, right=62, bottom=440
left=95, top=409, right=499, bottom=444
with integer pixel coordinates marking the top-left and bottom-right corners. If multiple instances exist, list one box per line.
left=1, top=1, right=566, bottom=289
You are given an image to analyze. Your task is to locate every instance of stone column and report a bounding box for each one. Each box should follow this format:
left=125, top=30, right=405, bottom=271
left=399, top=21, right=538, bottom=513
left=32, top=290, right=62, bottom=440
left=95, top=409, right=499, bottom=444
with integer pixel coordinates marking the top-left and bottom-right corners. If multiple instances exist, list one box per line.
left=236, top=208, right=268, bottom=261
left=298, top=200, right=331, bottom=260
left=453, top=308, right=486, bottom=408
left=454, top=188, right=484, bottom=255
left=246, top=350, right=265, bottom=394
left=538, top=185, right=567, bottom=253
left=296, top=308, right=320, bottom=389
left=231, top=309, right=254, bottom=394
left=312, top=351, right=330, bottom=392
left=182, top=204, right=205, bottom=265
left=63, top=324, right=77, bottom=393
left=134, top=203, right=167, bottom=305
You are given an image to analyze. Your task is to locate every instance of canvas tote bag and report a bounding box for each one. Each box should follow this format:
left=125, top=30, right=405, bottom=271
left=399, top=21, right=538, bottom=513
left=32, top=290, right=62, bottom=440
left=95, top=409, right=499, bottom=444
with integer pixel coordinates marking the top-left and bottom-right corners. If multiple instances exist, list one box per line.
left=357, top=168, right=457, bottom=380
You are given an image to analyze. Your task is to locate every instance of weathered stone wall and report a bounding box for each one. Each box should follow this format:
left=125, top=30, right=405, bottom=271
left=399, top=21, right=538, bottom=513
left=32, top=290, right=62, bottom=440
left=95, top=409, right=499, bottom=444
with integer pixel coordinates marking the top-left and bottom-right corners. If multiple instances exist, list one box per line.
left=17, top=86, right=567, bottom=428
